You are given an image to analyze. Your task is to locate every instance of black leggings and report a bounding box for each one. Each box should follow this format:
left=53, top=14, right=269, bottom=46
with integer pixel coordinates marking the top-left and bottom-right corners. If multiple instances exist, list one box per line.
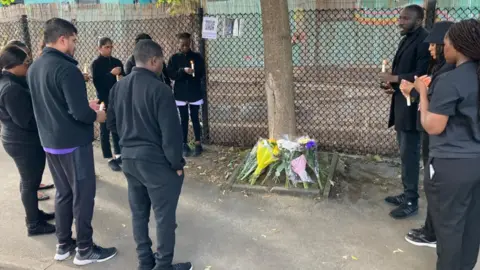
left=3, top=142, right=45, bottom=226
left=178, top=105, right=201, bottom=144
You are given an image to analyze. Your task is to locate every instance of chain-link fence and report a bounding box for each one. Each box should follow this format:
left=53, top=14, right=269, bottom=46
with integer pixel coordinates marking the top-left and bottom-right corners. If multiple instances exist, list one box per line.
left=205, top=6, right=479, bottom=155
left=0, top=3, right=479, bottom=155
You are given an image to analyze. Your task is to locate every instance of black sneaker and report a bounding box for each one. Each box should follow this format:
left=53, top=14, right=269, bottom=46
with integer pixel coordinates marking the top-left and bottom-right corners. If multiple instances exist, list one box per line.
left=54, top=239, right=77, bottom=261
left=173, top=262, right=193, bottom=270
left=108, top=159, right=122, bottom=172
left=39, top=210, right=55, bottom=221
left=73, top=244, right=117, bottom=266
left=405, top=233, right=436, bottom=248
left=192, top=144, right=203, bottom=157
left=389, top=201, right=418, bottom=219
left=183, top=144, right=192, bottom=157
left=408, top=226, right=426, bottom=237
left=385, top=194, right=406, bottom=206
left=27, top=220, right=56, bottom=237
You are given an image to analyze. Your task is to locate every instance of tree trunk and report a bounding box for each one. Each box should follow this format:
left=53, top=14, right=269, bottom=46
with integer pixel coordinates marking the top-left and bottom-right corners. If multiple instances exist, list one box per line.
left=260, top=0, right=296, bottom=139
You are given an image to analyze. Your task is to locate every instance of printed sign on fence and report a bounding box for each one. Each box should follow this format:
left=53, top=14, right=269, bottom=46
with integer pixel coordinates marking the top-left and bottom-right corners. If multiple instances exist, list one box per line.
left=202, top=16, right=218, bottom=39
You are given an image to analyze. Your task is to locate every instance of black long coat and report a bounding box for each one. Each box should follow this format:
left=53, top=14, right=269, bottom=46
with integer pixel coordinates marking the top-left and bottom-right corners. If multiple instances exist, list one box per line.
left=388, top=27, right=430, bottom=131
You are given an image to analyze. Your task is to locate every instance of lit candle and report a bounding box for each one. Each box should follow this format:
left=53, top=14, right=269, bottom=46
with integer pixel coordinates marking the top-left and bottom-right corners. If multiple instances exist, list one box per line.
left=381, top=59, right=387, bottom=73
left=406, top=96, right=411, bottom=106
left=190, top=60, right=195, bottom=77
left=83, top=64, right=88, bottom=74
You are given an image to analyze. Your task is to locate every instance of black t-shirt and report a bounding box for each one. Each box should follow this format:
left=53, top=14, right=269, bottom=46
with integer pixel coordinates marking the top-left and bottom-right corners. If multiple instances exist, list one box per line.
left=429, top=61, right=480, bottom=158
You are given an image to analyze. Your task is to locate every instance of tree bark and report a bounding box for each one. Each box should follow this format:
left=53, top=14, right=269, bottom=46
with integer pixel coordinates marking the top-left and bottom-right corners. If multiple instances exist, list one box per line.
left=260, top=0, right=296, bottom=139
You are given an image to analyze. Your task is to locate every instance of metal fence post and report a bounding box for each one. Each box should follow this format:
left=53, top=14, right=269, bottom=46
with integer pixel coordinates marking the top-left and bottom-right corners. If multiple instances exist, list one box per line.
left=425, top=0, right=437, bottom=30
left=197, top=7, right=210, bottom=143
left=19, top=15, right=32, bottom=52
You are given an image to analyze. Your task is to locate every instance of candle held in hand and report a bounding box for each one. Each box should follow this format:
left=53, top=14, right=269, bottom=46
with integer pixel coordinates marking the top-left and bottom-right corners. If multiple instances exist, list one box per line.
left=83, top=64, right=88, bottom=74
left=99, top=102, right=105, bottom=111
left=381, top=59, right=387, bottom=73
left=190, top=60, right=195, bottom=77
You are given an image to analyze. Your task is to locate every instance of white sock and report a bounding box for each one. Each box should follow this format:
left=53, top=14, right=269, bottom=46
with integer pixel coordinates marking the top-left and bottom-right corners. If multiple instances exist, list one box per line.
left=115, top=155, right=121, bottom=159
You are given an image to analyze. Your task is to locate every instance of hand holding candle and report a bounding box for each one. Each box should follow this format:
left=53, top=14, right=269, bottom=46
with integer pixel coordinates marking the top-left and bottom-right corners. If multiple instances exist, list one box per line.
left=190, top=60, right=195, bottom=77
left=99, top=102, right=105, bottom=111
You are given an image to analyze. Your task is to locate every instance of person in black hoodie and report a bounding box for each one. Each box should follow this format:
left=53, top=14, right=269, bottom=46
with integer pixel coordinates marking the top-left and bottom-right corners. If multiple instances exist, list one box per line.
left=27, top=18, right=117, bottom=265
left=124, top=33, right=171, bottom=86
left=0, top=45, right=56, bottom=236
left=167, top=32, right=205, bottom=157
left=91, top=37, right=124, bottom=172
left=107, top=40, right=192, bottom=270
left=400, top=21, right=454, bottom=249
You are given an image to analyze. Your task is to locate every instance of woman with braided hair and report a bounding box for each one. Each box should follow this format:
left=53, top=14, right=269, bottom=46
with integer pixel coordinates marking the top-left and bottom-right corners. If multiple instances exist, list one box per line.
left=414, top=19, right=480, bottom=270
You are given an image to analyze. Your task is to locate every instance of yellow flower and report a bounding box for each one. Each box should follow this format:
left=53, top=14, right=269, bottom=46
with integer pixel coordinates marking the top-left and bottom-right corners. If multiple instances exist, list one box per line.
left=253, top=141, right=277, bottom=177
left=297, top=137, right=310, bottom=144
left=272, top=145, right=280, bottom=156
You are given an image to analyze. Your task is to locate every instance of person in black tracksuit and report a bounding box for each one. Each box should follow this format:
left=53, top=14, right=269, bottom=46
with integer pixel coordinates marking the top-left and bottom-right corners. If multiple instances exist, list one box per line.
left=91, top=37, right=124, bottom=172
left=379, top=5, right=430, bottom=219
left=0, top=45, right=56, bottom=236
left=415, top=19, right=480, bottom=270
left=27, top=18, right=116, bottom=265
left=124, top=33, right=171, bottom=86
left=400, top=21, right=454, bottom=249
left=107, top=40, right=192, bottom=270
left=167, top=32, right=205, bottom=157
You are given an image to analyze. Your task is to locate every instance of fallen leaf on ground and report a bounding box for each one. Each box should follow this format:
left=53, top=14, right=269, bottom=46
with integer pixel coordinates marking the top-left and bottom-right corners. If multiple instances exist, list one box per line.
left=393, top=249, right=404, bottom=254
left=342, top=256, right=348, bottom=260
left=204, top=266, right=212, bottom=270
left=261, top=234, right=267, bottom=238
left=351, top=256, right=358, bottom=260
left=373, top=155, right=383, bottom=162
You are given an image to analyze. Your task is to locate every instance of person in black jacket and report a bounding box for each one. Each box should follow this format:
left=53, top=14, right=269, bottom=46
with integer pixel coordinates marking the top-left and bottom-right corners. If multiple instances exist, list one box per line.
left=27, top=18, right=117, bottom=265
left=91, top=37, right=124, bottom=172
left=400, top=21, right=454, bottom=248
left=6, top=39, right=54, bottom=201
left=167, top=32, right=205, bottom=157
left=414, top=19, right=480, bottom=270
left=378, top=5, right=430, bottom=219
left=0, top=45, right=56, bottom=236
left=124, top=33, right=171, bottom=86
left=107, top=40, right=192, bottom=270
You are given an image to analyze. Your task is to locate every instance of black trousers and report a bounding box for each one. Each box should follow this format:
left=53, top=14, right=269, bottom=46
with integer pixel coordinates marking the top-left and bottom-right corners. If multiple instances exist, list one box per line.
left=123, top=159, right=184, bottom=270
left=426, top=157, right=480, bottom=270
left=396, top=130, right=421, bottom=202
left=178, top=104, right=201, bottom=144
left=421, top=132, right=435, bottom=238
left=46, top=144, right=96, bottom=249
left=100, top=122, right=121, bottom=159
left=3, top=142, right=45, bottom=226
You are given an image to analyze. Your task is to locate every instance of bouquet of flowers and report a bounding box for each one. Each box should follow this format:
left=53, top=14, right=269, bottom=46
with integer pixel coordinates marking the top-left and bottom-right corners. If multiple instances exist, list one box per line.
left=237, top=135, right=322, bottom=189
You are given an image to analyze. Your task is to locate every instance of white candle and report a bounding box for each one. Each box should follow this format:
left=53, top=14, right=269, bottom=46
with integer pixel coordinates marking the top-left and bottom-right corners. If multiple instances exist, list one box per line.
left=83, top=64, right=88, bottom=74
left=190, top=60, right=195, bottom=77
left=406, top=96, right=411, bottom=106
left=99, top=102, right=105, bottom=111
left=382, top=59, right=387, bottom=73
